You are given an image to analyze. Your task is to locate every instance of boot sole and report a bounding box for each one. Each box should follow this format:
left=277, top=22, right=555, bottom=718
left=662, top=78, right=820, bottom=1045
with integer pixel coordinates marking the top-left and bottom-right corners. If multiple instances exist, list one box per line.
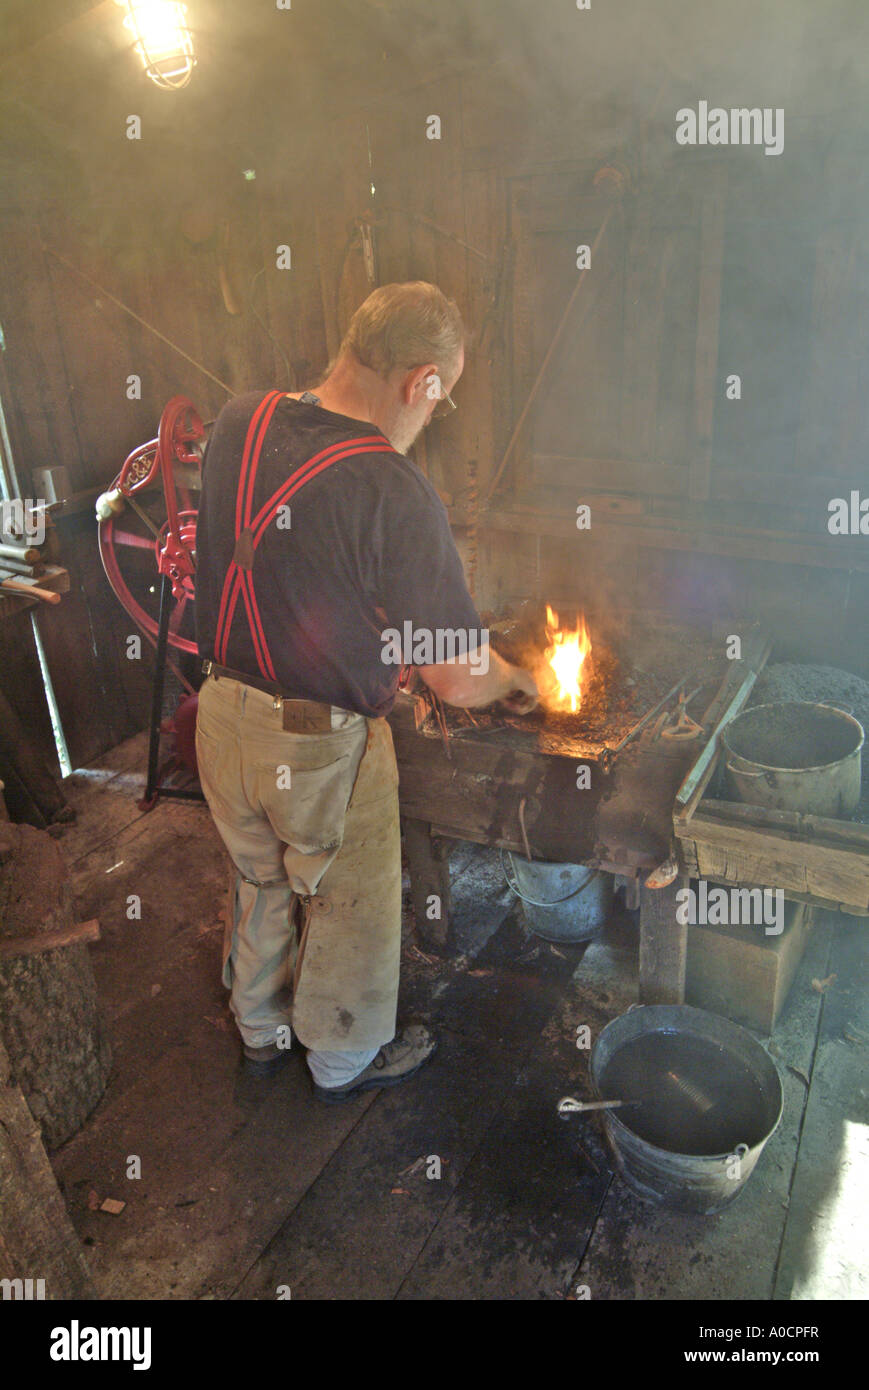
left=242, top=1049, right=293, bottom=1077
left=312, top=1044, right=437, bottom=1105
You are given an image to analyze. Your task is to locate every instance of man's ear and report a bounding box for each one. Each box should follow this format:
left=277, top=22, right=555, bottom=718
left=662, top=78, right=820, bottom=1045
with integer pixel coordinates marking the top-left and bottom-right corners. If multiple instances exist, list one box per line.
left=402, top=363, right=437, bottom=405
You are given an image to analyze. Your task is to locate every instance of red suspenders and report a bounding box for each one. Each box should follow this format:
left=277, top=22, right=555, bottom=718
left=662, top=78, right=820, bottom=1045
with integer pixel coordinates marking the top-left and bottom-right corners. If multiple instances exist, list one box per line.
left=213, top=390, right=396, bottom=680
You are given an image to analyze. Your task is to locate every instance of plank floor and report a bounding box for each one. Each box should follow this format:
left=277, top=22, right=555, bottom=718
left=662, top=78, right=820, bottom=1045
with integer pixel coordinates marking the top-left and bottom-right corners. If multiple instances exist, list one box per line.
left=46, top=732, right=867, bottom=1300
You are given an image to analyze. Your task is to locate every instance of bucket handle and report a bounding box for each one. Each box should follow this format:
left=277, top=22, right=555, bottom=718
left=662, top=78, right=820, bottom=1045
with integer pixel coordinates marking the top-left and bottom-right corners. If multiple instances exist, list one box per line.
left=501, top=849, right=601, bottom=907
left=725, top=760, right=777, bottom=785
left=819, top=701, right=855, bottom=717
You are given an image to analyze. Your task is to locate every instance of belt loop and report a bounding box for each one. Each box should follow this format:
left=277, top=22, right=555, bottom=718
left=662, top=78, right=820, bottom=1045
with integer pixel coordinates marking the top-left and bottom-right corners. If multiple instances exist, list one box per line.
left=273, top=694, right=283, bottom=714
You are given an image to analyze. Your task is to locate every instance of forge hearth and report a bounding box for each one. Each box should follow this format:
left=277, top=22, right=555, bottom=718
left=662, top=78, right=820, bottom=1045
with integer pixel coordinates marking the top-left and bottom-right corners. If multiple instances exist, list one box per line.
left=425, top=608, right=737, bottom=759
left=388, top=614, right=772, bottom=1004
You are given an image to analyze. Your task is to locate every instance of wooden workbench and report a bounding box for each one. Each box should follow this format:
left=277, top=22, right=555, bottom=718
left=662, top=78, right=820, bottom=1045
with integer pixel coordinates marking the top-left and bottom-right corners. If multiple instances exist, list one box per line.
left=390, top=625, right=772, bottom=1004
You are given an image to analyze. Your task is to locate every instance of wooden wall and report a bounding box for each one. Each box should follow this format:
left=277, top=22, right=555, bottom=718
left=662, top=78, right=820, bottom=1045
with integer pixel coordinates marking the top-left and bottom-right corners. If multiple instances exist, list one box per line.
left=299, top=70, right=869, bottom=676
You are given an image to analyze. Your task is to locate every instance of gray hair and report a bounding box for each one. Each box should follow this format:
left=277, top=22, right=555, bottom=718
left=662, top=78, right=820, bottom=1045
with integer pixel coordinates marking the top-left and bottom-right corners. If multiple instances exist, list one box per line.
left=340, top=281, right=465, bottom=379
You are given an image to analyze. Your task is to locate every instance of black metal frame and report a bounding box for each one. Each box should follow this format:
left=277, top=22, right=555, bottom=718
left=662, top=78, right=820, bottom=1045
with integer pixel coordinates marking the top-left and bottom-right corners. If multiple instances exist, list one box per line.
left=143, top=572, right=205, bottom=805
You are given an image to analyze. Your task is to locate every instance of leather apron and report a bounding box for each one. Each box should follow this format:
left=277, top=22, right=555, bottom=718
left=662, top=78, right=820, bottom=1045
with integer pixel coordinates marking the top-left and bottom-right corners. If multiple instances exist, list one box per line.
left=289, top=716, right=402, bottom=1052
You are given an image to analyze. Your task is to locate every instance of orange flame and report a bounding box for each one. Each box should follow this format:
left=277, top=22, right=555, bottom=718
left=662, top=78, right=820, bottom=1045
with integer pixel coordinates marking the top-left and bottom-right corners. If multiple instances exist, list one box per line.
left=544, top=605, right=591, bottom=713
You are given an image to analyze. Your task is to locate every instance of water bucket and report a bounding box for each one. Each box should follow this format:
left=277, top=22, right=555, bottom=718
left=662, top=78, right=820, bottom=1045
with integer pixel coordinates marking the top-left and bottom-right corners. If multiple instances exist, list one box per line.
left=589, top=1004, right=783, bottom=1214
left=503, top=853, right=614, bottom=942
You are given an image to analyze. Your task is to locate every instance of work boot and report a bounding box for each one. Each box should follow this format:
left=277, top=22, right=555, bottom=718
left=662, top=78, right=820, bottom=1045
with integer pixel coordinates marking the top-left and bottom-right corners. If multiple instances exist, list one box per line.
left=242, top=1038, right=292, bottom=1076
left=311, top=1023, right=438, bottom=1104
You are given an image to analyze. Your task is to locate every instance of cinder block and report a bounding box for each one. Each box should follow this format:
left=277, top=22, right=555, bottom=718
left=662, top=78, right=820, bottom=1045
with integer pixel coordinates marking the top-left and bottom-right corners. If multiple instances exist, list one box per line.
left=686, top=900, right=814, bottom=1034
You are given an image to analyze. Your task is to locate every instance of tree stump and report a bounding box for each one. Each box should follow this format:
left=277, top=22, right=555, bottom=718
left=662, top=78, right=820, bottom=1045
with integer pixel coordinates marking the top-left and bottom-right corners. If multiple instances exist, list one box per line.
left=0, top=823, right=111, bottom=1151
left=0, top=1034, right=96, bottom=1298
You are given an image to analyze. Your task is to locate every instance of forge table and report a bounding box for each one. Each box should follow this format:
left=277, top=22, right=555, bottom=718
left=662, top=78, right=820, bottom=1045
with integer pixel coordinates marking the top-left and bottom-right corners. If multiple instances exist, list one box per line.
left=388, top=624, right=772, bottom=1004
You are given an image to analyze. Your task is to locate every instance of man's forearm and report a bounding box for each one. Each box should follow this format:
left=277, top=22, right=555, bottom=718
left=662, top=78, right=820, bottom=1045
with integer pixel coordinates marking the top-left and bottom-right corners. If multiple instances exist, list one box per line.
left=419, top=648, right=525, bottom=708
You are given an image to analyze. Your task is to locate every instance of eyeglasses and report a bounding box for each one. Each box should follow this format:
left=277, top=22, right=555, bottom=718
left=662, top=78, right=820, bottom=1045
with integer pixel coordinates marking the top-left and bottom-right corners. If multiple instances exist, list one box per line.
left=430, top=384, right=457, bottom=420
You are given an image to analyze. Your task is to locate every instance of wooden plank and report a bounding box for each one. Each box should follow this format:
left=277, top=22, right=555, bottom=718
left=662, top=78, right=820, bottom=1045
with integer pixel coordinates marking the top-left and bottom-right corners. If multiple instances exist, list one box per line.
left=515, top=487, right=645, bottom=519
left=0, top=215, right=84, bottom=491
left=51, top=954, right=380, bottom=1298
left=677, top=859, right=867, bottom=918
left=655, top=224, right=699, bottom=468
left=314, top=117, right=375, bottom=365
left=638, top=873, right=689, bottom=1005
left=673, top=631, right=772, bottom=822
left=532, top=203, right=627, bottom=470
left=43, top=216, right=152, bottom=490
left=620, top=197, right=666, bottom=462
left=232, top=1032, right=523, bottom=1300
left=458, top=503, right=869, bottom=572
left=255, top=154, right=329, bottom=392
left=397, top=1043, right=608, bottom=1299
left=774, top=917, right=869, bottom=1299
left=503, top=176, right=536, bottom=496
left=689, top=168, right=728, bottom=502
left=532, top=453, right=686, bottom=497
left=793, top=141, right=858, bottom=482
left=532, top=451, right=868, bottom=510
left=684, top=797, right=869, bottom=850
left=680, top=805, right=869, bottom=912
left=429, top=821, right=526, bottom=856
left=459, top=166, right=502, bottom=506
left=0, top=612, right=60, bottom=779
left=532, top=179, right=699, bottom=236
left=389, top=718, right=603, bottom=865
left=402, top=818, right=454, bottom=955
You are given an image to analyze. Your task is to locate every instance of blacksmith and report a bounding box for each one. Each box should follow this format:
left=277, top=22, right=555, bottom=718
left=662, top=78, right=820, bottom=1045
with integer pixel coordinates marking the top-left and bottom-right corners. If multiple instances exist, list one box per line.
left=195, top=282, right=538, bottom=1101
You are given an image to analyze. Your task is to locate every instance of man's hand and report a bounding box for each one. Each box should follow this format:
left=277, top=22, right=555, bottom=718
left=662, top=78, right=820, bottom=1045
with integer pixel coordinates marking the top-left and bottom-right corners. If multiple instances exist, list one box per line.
left=420, top=648, right=539, bottom=712
left=500, top=667, right=539, bottom=715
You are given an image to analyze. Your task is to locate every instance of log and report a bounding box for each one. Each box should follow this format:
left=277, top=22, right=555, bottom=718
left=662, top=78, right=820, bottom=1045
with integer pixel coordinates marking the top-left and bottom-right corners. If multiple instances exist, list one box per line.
left=0, top=1034, right=96, bottom=1298
left=0, top=825, right=111, bottom=1150
left=0, top=918, right=100, bottom=960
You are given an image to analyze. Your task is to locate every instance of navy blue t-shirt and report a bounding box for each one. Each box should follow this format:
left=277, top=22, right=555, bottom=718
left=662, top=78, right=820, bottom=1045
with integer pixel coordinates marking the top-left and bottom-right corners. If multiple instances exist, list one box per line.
left=195, top=390, right=484, bottom=717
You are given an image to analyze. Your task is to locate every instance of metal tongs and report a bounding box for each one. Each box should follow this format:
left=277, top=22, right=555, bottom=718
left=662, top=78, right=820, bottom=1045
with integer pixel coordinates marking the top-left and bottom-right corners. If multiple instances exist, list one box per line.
left=660, top=686, right=704, bottom=741
left=600, top=677, right=688, bottom=773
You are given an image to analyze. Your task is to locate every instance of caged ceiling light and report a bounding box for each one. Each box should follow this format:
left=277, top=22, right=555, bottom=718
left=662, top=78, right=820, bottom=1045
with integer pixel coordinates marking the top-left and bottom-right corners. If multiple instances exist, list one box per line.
left=115, top=2, right=197, bottom=91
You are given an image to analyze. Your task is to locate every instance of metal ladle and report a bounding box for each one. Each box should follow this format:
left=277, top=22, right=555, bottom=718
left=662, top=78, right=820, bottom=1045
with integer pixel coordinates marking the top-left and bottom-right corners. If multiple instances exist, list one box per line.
left=557, top=1095, right=640, bottom=1117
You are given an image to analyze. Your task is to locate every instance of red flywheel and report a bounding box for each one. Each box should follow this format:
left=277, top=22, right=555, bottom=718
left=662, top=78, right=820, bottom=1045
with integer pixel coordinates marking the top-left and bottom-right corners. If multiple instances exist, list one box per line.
left=97, top=396, right=207, bottom=663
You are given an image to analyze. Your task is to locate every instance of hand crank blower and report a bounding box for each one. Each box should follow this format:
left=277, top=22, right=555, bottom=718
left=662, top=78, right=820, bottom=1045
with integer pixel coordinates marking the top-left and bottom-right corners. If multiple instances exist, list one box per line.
left=96, top=396, right=208, bottom=807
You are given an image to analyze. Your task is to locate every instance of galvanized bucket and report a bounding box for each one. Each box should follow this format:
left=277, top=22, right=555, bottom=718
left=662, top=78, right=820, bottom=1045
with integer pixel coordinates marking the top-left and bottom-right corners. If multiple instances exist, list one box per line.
left=589, top=1004, right=783, bottom=1214
left=722, top=700, right=863, bottom=818
left=503, top=854, right=614, bottom=942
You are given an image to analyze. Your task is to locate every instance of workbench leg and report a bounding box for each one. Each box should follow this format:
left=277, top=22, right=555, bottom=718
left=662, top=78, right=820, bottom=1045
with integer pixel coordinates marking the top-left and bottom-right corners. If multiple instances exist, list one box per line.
left=638, top=872, right=689, bottom=1004
left=144, top=572, right=172, bottom=804
left=402, top=817, right=454, bottom=956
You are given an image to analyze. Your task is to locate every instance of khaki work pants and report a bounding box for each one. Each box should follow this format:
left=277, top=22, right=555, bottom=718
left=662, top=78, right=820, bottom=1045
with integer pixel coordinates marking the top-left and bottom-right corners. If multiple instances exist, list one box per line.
left=195, top=673, right=402, bottom=1055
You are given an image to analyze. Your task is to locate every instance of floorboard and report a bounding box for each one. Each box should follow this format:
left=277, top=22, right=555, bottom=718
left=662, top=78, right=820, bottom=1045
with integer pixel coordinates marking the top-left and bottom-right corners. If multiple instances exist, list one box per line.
left=774, top=918, right=869, bottom=1300
left=41, top=733, right=864, bottom=1300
